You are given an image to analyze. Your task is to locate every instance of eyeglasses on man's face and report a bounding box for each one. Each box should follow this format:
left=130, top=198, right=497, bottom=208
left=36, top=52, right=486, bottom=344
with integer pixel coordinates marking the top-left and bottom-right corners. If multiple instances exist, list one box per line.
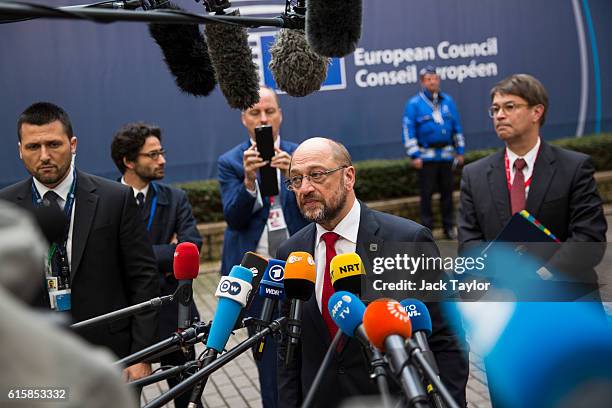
left=138, top=149, right=166, bottom=160
left=488, top=102, right=530, bottom=118
left=285, top=165, right=348, bottom=191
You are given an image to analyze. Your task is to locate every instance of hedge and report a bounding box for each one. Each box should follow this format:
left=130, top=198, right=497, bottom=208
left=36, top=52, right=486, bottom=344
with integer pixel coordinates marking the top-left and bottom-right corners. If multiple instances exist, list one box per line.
left=177, top=133, right=612, bottom=223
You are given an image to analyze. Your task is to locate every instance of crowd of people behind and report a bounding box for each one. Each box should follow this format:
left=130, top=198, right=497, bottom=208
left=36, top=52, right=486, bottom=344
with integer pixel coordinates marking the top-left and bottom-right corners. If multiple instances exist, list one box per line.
left=0, top=71, right=607, bottom=408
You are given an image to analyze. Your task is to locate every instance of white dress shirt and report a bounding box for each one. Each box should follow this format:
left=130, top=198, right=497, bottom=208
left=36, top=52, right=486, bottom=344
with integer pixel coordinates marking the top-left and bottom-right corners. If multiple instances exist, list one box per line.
left=33, top=164, right=76, bottom=268
left=120, top=177, right=150, bottom=200
left=314, top=199, right=361, bottom=312
left=506, top=137, right=540, bottom=198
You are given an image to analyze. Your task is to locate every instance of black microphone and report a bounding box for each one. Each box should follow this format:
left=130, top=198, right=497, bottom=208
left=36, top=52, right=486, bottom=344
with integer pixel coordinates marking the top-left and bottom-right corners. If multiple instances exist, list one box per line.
left=148, top=1, right=217, bottom=97
left=268, top=28, right=328, bottom=97
left=204, top=9, right=260, bottom=110
left=254, top=258, right=285, bottom=360
left=306, top=0, right=362, bottom=58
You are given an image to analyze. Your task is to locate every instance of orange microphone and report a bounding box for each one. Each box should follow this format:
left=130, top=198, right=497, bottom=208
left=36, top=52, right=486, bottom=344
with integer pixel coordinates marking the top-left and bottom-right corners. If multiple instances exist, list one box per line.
left=363, top=299, right=429, bottom=408
left=283, top=252, right=316, bottom=364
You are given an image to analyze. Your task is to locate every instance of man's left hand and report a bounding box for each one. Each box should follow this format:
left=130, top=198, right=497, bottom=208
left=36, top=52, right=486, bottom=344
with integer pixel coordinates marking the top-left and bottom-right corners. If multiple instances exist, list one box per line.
left=123, top=362, right=152, bottom=382
left=270, top=147, right=291, bottom=178
left=455, top=155, right=464, bottom=166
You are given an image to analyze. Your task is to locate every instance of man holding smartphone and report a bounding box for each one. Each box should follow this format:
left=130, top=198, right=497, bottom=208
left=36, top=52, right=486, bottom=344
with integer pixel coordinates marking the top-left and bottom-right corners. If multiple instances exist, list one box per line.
left=217, top=86, right=309, bottom=408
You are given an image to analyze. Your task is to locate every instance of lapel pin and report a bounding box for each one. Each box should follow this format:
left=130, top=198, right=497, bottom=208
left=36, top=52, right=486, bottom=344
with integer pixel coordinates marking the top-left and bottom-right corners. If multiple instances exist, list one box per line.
left=369, top=243, right=378, bottom=252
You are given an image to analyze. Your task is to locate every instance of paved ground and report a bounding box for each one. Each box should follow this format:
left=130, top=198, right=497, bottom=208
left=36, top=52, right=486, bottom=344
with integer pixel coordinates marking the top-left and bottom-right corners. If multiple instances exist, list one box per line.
left=140, top=205, right=612, bottom=407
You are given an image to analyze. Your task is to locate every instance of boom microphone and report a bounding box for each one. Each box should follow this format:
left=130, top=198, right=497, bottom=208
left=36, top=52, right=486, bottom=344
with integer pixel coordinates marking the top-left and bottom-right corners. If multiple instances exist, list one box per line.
left=268, top=28, right=328, bottom=97
left=330, top=252, right=365, bottom=295
left=173, top=242, right=200, bottom=330
left=204, top=9, right=260, bottom=110
left=306, top=0, right=362, bottom=58
left=148, top=1, right=217, bottom=96
left=283, top=251, right=316, bottom=363
left=363, top=299, right=429, bottom=408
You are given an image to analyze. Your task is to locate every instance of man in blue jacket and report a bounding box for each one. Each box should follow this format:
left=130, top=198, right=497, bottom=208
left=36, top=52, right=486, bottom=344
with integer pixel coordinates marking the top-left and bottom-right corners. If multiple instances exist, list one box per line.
left=217, top=86, right=308, bottom=408
left=403, top=65, right=465, bottom=239
left=111, top=122, right=203, bottom=408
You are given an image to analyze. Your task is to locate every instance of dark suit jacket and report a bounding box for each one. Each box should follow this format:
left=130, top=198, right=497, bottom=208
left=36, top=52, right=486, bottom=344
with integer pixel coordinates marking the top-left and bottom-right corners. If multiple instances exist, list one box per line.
left=458, top=141, right=607, bottom=281
left=217, top=138, right=309, bottom=316
left=276, top=202, right=469, bottom=408
left=0, top=170, right=160, bottom=358
left=143, top=182, right=202, bottom=338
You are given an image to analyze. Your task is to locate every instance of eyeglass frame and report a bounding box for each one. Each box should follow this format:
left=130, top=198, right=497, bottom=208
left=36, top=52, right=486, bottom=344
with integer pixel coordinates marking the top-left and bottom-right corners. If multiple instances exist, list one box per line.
left=138, top=149, right=167, bottom=160
left=487, top=102, right=531, bottom=118
left=284, top=165, right=348, bottom=191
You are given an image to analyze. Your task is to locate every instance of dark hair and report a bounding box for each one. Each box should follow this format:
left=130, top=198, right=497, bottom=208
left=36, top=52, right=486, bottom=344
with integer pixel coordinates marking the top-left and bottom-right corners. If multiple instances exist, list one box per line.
left=490, top=74, right=549, bottom=126
left=17, top=102, right=73, bottom=141
left=111, top=122, right=162, bottom=174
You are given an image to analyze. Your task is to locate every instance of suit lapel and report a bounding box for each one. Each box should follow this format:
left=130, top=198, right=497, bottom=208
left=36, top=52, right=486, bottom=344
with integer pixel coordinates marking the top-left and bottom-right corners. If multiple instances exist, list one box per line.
left=70, top=171, right=98, bottom=283
left=15, top=178, right=35, bottom=210
left=526, top=142, right=556, bottom=217
left=355, top=202, right=383, bottom=272
left=487, top=151, right=511, bottom=230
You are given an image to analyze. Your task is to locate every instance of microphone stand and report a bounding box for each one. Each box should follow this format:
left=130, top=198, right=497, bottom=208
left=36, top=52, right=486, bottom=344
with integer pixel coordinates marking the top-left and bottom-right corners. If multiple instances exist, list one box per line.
left=369, top=347, right=394, bottom=408
left=70, top=294, right=174, bottom=331
left=301, top=330, right=343, bottom=408
left=116, top=321, right=210, bottom=367
left=129, top=359, right=200, bottom=388
left=405, top=339, right=460, bottom=408
left=144, top=316, right=287, bottom=408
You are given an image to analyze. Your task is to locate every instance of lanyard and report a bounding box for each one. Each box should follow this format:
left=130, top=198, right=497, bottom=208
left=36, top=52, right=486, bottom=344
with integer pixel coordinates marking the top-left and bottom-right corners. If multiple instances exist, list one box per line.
left=146, top=182, right=158, bottom=232
left=504, top=146, right=540, bottom=190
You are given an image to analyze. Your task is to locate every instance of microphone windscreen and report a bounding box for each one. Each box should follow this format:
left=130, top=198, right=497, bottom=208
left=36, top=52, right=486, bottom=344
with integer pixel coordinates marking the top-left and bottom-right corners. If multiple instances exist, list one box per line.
left=400, top=298, right=432, bottom=337
left=328, top=291, right=366, bottom=337
left=259, top=259, right=286, bottom=299
left=173, top=242, right=200, bottom=280
left=204, top=10, right=260, bottom=110
left=284, top=252, right=316, bottom=301
left=268, top=28, right=328, bottom=97
left=240, top=251, right=268, bottom=304
left=148, top=2, right=217, bottom=96
left=330, top=252, right=365, bottom=295
left=207, top=265, right=254, bottom=352
left=306, top=0, right=362, bottom=58
left=30, top=204, right=68, bottom=245
left=363, top=299, right=412, bottom=351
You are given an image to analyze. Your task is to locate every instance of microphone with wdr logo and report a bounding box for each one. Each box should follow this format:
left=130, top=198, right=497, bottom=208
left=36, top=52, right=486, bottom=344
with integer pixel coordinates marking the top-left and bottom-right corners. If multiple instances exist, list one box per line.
left=254, top=258, right=285, bottom=360
left=283, top=251, right=316, bottom=365
left=173, top=242, right=200, bottom=330
left=330, top=252, right=365, bottom=295
left=363, top=299, right=429, bottom=408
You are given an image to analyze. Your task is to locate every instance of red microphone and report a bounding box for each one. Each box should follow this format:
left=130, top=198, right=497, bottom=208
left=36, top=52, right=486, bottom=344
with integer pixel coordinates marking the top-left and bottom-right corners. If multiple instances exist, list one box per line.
left=174, top=242, right=200, bottom=330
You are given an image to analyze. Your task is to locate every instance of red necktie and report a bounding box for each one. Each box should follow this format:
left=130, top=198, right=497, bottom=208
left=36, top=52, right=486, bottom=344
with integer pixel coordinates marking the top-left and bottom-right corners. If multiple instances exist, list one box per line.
left=321, top=231, right=340, bottom=339
left=511, top=158, right=527, bottom=214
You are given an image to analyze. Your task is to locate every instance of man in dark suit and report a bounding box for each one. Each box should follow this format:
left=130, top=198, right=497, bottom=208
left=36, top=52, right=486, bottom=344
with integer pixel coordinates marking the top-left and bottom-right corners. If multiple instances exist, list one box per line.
left=457, top=74, right=607, bottom=407
left=0, top=102, right=159, bottom=381
left=276, top=137, right=469, bottom=407
left=458, top=74, right=607, bottom=281
left=111, top=122, right=203, bottom=407
left=217, top=86, right=308, bottom=408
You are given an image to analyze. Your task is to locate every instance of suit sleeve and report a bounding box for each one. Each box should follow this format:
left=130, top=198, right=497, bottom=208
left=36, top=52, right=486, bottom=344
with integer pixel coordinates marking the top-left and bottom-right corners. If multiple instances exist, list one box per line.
left=119, top=188, right=160, bottom=353
left=546, top=157, right=607, bottom=279
left=152, top=189, right=203, bottom=273
left=276, top=244, right=303, bottom=407
left=457, top=166, right=485, bottom=253
left=218, top=154, right=258, bottom=231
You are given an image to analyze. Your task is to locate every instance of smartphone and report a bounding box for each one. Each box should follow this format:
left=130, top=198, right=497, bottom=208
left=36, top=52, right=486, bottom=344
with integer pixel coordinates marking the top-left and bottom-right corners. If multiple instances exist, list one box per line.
left=254, top=125, right=279, bottom=197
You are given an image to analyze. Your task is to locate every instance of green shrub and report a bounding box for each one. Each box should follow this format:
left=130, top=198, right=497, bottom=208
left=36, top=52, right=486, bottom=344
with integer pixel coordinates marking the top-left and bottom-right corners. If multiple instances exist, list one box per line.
left=177, top=133, right=612, bottom=223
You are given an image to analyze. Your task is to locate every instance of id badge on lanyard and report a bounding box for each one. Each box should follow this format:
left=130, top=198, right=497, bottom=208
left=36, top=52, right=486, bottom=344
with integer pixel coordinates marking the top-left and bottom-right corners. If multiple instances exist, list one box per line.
left=267, top=196, right=288, bottom=232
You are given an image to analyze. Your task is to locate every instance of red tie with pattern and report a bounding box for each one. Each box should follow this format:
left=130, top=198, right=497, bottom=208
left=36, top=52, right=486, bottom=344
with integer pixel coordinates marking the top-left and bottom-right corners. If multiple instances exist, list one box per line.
left=321, top=231, right=340, bottom=339
left=511, top=158, right=527, bottom=214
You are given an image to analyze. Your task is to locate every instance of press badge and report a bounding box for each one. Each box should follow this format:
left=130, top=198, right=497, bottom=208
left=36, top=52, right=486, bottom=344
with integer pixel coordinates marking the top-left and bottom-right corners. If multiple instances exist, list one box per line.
left=432, top=108, right=444, bottom=124
left=267, top=207, right=288, bottom=232
left=52, top=289, right=72, bottom=312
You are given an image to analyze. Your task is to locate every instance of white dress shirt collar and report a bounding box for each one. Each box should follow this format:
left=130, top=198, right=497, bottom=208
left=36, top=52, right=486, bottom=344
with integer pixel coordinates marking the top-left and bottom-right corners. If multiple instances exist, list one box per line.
left=33, top=163, right=74, bottom=204
left=121, top=177, right=150, bottom=199
left=315, top=198, right=361, bottom=246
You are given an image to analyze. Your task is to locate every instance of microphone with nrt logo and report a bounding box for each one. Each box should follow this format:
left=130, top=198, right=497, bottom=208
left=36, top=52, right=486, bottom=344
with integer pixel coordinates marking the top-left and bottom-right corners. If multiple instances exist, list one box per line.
left=173, top=242, right=200, bottom=330
left=330, top=252, right=366, bottom=295
left=253, top=258, right=285, bottom=360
